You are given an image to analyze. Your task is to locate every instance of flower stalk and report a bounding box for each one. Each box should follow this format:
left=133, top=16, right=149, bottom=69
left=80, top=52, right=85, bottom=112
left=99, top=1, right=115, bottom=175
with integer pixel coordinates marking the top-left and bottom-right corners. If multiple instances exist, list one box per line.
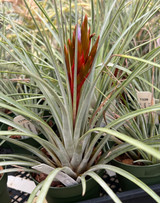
left=64, top=15, right=99, bottom=125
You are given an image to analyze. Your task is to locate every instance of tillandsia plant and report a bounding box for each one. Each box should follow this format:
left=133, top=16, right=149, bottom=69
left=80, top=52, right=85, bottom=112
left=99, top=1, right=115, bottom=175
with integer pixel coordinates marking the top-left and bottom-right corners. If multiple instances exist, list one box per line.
left=1, top=0, right=160, bottom=203
left=104, top=62, right=160, bottom=165
left=102, top=18, right=160, bottom=165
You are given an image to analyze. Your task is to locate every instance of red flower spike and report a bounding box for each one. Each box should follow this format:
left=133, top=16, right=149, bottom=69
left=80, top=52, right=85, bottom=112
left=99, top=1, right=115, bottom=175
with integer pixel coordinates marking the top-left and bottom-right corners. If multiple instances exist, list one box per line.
left=64, top=15, right=99, bottom=123
left=81, top=15, right=89, bottom=59
left=67, top=39, right=74, bottom=67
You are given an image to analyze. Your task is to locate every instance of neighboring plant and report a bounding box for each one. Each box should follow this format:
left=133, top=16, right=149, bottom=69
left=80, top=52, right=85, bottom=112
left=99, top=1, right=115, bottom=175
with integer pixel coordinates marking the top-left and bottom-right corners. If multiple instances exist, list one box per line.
left=0, top=1, right=160, bottom=203
left=102, top=19, right=160, bottom=165
left=104, top=65, right=160, bottom=165
left=0, top=78, right=49, bottom=115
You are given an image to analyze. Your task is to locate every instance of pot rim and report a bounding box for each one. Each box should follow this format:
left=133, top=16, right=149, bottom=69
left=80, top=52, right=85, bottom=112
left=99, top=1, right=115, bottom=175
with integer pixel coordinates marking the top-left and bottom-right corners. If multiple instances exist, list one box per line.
left=113, top=158, right=160, bottom=169
left=30, top=169, right=103, bottom=190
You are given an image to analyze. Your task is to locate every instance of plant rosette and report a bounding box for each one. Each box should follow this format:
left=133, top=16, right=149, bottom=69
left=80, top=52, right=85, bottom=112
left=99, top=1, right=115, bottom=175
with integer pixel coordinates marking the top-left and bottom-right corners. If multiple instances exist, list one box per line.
left=1, top=1, right=160, bottom=203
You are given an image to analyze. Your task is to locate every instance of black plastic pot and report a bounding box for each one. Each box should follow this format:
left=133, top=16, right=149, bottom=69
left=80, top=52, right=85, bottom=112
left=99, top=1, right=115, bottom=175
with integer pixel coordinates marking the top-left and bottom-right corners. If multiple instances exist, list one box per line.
left=46, top=177, right=101, bottom=203
left=111, top=159, right=160, bottom=191
left=32, top=171, right=103, bottom=203
left=0, top=173, right=11, bottom=203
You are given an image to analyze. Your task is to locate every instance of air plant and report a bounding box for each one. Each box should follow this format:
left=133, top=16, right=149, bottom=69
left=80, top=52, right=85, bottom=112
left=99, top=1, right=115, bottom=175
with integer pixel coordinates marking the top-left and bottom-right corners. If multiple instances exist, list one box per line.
left=0, top=1, right=160, bottom=203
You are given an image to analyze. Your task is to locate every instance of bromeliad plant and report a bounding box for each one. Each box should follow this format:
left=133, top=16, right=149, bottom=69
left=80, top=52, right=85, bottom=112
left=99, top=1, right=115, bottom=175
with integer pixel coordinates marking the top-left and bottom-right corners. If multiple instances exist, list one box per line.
left=1, top=0, right=160, bottom=202
left=104, top=64, right=160, bottom=165
left=102, top=21, right=160, bottom=165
